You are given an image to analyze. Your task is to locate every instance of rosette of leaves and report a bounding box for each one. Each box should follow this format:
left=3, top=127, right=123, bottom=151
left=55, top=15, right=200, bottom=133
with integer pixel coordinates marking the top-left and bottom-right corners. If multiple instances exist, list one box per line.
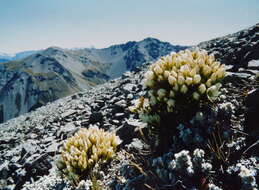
left=57, top=127, right=121, bottom=185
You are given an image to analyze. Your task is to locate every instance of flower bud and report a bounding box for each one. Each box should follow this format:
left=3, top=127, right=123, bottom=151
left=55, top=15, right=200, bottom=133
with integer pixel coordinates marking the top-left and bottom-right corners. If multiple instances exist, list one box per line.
left=212, top=62, right=220, bottom=72
left=164, top=71, right=170, bottom=78
left=150, top=96, right=157, bottom=106
left=180, top=84, right=188, bottom=94
left=216, top=67, right=225, bottom=78
left=165, top=55, right=172, bottom=63
left=167, top=99, right=175, bottom=107
left=163, top=97, right=168, bottom=102
left=154, top=65, right=163, bottom=75
left=203, top=65, right=212, bottom=76
left=171, top=70, right=178, bottom=78
left=173, top=83, right=179, bottom=91
left=189, top=68, right=196, bottom=77
left=215, top=83, right=222, bottom=89
left=157, top=75, right=164, bottom=82
left=148, top=90, right=154, bottom=97
left=193, top=74, right=201, bottom=84
left=157, top=88, right=167, bottom=98
left=169, top=90, right=175, bottom=98
left=167, top=106, right=173, bottom=113
left=178, top=75, right=185, bottom=85
left=207, top=85, right=217, bottom=96
left=180, top=65, right=190, bottom=75
left=198, top=58, right=205, bottom=66
left=175, top=57, right=182, bottom=67
left=145, top=71, right=155, bottom=80
left=208, top=88, right=220, bottom=99
left=210, top=72, right=217, bottom=82
left=193, top=92, right=200, bottom=100
left=168, top=75, right=177, bottom=86
left=185, top=77, right=193, bottom=86
left=198, top=84, right=206, bottom=94
left=206, top=79, right=212, bottom=87
left=144, top=79, right=155, bottom=87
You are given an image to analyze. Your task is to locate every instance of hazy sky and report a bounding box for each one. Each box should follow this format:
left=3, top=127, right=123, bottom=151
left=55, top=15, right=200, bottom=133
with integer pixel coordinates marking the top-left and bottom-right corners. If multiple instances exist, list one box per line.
left=0, top=0, right=259, bottom=53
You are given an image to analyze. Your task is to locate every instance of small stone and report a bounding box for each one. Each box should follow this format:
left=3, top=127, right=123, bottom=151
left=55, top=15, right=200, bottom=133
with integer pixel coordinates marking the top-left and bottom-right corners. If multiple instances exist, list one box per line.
left=61, top=110, right=77, bottom=118
left=89, top=112, right=103, bottom=124
left=57, top=122, right=77, bottom=138
left=110, top=120, right=120, bottom=125
left=127, top=94, right=134, bottom=100
left=122, top=84, right=136, bottom=93
left=71, top=94, right=78, bottom=99
left=245, top=88, right=259, bottom=135
left=46, top=141, right=60, bottom=155
left=112, top=100, right=127, bottom=113
left=114, top=113, right=126, bottom=119
left=77, top=104, right=85, bottom=110
left=0, top=161, right=9, bottom=180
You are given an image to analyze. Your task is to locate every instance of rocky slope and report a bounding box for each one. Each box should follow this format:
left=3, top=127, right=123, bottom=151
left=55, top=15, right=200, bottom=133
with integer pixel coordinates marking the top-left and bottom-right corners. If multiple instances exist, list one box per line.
left=198, top=23, right=259, bottom=71
left=0, top=38, right=187, bottom=123
left=0, top=24, right=258, bottom=190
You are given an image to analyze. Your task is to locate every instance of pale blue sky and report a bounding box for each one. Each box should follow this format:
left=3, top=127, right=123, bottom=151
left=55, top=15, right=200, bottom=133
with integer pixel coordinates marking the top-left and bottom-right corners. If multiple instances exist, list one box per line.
left=0, top=0, right=259, bottom=53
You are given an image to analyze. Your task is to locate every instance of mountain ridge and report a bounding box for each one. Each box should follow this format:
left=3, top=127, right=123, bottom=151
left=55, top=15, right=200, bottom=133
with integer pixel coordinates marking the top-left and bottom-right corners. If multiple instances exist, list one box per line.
left=0, top=38, right=188, bottom=123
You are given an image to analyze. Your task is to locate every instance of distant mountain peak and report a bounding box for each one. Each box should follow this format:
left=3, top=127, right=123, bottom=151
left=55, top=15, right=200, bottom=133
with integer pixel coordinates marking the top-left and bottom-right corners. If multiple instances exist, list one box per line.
left=141, top=37, right=160, bottom=42
left=43, top=46, right=65, bottom=54
left=45, top=46, right=64, bottom=51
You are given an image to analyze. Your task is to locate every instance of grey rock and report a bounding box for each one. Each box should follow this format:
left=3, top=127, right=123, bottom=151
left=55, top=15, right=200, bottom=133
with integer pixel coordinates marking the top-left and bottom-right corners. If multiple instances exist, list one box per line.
left=122, top=83, right=136, bottom=93
left=110, top=120, right=121, bottom=126
left=0, top=161, right=9, bottom=180
left=21, top=140, right=38, bottom=157
left=46, top=141, right=61, bottom=155
left=126, top=138, right=145, bottom=151
left=60, top=110, right=77, bottom=119
left=89, top=112, right=103, bottom=124
left=114, top=113, right=126, bottom=120
left=112, top=100, right=127, bottom=113
left=248, top=60, right=259, bottom=67
left=127, top=94, right=134, bottom=100
left=245, top=88, right=259, bottom=135
left=57, top=122, right=77, bottom=139
left=115, top=120, right=147, bottom=145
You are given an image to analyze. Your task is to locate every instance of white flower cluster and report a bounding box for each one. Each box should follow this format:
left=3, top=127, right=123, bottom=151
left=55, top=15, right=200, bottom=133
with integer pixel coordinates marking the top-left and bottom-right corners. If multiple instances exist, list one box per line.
left=218, top=102, right=235, bottom=114
left=237, top=164, right=258, bottom=189
left=170, top=150, right=194, bottom=176
left=58, top=126, right=121, bottom=181
left=75, top=180, right=92, bottom=190
left=208, top=183, right=223, bottom=190
left=170, top=149, right=212, bottom=176
left=193, top=149, right=212, bottom=173
left=143, top=49, right=225, bottom=112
